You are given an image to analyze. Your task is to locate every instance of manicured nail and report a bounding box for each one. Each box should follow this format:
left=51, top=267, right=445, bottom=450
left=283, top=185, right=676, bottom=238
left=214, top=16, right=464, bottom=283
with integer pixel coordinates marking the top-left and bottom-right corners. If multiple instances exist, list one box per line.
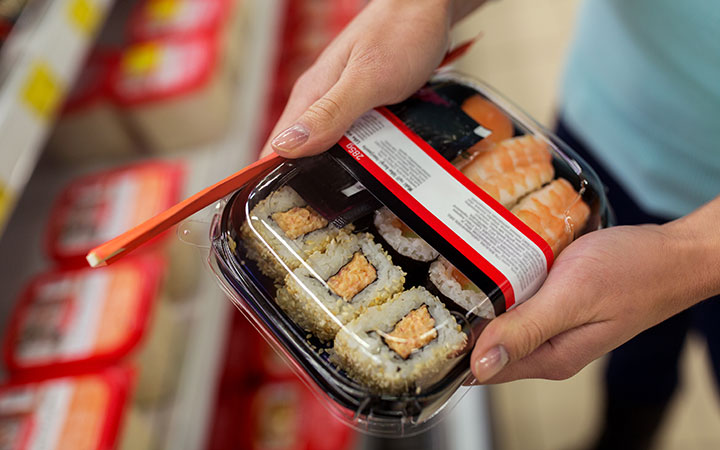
left=271, top=123, right=309, bottom=152
left=474, top=345, right=509, bottom=382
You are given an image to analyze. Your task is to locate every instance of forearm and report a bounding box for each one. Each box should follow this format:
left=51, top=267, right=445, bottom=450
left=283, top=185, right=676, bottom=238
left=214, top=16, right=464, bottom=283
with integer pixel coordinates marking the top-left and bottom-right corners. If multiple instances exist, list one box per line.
left=662, top=195, right=720, bottom=304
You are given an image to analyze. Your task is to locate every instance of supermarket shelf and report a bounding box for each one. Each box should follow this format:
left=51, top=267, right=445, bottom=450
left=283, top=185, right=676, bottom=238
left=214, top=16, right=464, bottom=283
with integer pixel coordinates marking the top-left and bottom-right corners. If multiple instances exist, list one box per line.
left=0, top=2, right=284, bottom=450
left=160, top=0, right=286, bottom=449
left=0, top=0, right=114, bottom=233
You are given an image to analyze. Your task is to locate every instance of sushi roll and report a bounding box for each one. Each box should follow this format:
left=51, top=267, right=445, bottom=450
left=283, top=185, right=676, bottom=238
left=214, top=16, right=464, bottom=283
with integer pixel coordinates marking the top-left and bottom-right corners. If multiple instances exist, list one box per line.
left=240, top=186, right=352, bottom=280
left=276, top=233, right=405, bottom=341
left=428, top=257, right=495, bottom=319
left=373, top=207, right=439, bottom=279
left=333, top=287, right=468, bottom=395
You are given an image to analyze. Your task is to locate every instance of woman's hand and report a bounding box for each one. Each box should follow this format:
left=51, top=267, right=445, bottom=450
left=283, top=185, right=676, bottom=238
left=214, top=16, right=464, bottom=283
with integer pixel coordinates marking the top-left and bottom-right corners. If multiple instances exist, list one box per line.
left=471, top=202, right=720, bottom=383
left=260, top=0, right=485, bottom=158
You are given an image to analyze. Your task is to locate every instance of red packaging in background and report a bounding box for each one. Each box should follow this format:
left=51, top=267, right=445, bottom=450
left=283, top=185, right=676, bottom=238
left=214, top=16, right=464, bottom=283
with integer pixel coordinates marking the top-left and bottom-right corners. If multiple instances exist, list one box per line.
left=209, top=378, right=355, bottom=450
left=0, top=368, right=150, bottom=450
left=2, top=255, right=182, bottom=406
left=128, top=0, right=232, bottom=40
left=47, top=50, right=138, bottom=161
left=111, top=31, right=234, bottom=153
left=44, top=161, right=184, bottom=266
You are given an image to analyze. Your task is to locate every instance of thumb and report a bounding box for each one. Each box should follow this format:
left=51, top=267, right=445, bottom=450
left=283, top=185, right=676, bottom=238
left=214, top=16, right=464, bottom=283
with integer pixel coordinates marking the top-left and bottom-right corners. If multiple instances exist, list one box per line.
left=269, top=71, right=381, bottom=158
left=470, top=291, right=573, bottom=383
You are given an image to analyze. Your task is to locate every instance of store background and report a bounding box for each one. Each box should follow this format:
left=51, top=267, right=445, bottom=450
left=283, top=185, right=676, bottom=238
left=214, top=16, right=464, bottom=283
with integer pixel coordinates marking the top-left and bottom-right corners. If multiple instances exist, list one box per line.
left=0, top=0, right=718, bottom=449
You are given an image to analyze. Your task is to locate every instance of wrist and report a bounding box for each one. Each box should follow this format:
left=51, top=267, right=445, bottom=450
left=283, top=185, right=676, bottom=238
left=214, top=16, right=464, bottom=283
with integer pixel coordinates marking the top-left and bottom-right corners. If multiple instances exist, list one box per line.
left=661, top=201, right=720, bottom=303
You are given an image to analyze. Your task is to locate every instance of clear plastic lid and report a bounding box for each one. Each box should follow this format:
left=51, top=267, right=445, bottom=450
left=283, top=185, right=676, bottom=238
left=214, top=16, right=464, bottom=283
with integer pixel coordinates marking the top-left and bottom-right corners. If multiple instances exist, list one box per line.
left=209, top=73, right=611, bottom=436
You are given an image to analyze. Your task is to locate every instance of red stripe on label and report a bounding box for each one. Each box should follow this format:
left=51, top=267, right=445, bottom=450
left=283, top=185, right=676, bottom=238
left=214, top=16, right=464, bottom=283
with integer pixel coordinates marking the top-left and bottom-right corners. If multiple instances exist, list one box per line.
left=339, top=135, right=516, bottom=307
left=376, top=107, right=554, bottom=270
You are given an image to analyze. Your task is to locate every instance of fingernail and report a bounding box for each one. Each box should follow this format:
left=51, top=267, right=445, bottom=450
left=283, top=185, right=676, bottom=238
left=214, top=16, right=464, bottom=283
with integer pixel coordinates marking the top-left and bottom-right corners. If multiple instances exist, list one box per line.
left=474, top=345, right=509, bottom=382
left=271, top=123, right=309, bottom=152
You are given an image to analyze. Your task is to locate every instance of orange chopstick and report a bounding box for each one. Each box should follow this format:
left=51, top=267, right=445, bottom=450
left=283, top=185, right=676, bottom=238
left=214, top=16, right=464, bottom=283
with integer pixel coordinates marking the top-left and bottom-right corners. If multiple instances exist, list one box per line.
left=86, top=153, right=283, bottom=267
left=438, top=34, right=482, bottom=68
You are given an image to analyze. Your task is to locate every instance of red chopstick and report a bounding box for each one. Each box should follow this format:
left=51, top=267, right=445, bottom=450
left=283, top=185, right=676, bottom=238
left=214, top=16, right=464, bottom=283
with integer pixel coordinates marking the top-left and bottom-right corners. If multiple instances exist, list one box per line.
left=86, top=153, right=283, bottom=267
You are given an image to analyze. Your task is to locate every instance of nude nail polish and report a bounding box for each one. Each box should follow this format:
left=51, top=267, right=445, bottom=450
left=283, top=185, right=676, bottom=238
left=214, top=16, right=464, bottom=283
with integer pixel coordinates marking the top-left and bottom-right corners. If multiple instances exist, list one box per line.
left=474, top=345, right=509, bottom=382
left=271, top=123, right=310, bottom=152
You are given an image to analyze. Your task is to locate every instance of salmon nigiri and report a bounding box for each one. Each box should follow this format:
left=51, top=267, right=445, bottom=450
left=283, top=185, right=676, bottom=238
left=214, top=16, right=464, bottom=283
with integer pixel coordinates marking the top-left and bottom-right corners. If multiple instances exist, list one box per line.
left=511, top=178, right=590, bottom=255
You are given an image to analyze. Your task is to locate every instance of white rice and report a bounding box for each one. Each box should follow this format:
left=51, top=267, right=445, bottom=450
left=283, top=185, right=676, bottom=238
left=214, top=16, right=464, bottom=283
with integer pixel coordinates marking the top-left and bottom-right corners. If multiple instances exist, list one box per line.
left=428, top=257, right=495, bottom=319
left=333, top=287, right=468, bottom=394
left=374, top=207, right=439, bottom=262
left=241, top=186, right=351, bottom=280
left=277, top=233, right=405, bottom=341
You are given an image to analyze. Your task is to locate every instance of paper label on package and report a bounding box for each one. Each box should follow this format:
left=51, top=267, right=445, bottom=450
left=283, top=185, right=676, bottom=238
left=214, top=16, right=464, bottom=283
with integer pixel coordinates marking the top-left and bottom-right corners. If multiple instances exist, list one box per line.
left=339, top=108, right=552, bottom=307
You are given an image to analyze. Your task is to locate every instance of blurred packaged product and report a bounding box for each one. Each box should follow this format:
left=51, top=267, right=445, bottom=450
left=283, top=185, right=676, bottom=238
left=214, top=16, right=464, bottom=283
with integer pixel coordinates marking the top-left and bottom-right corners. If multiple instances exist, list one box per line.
left=128, top=0, right=247, bottom=75
left=44, top=161, right=200, bottom=300
left=2, top=255, right=184, bottom=407
left=47, top=50, right=139, bottom=162
left=242, top=380, right=356, bottom=450
left=247, top=328, right=295, bottom=382
left=0, top=368, right=154, bottom=450
left=112, top=31, right=235, bottom=153
left=208, top=379, right=356, bottom=450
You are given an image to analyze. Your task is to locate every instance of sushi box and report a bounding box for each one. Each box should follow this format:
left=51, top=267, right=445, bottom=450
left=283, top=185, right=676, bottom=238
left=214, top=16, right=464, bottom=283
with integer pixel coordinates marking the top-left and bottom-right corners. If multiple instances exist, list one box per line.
left=111, top=30, right=235, bottom=153
left=2, top=255, right=183, bottom=407
left=127, top=0, right=247, bottom=77
left=0, top=368, right=154, bottom=450
left=207, top=72, right=612, bottom=436
left=44, top=161, right=199, bottom=299
left=47, top=50, right=138, bottom=162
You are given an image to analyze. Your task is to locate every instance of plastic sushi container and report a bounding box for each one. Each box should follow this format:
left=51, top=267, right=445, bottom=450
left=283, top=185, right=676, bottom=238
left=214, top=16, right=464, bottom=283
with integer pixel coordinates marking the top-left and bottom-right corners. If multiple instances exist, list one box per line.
left=206, top=72, right=612, bottom=436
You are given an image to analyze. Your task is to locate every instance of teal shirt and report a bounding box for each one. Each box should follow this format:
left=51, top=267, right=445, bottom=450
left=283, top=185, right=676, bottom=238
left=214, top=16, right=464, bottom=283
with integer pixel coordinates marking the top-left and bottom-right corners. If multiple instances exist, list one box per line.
left=560, top=0, right=720, bottom=218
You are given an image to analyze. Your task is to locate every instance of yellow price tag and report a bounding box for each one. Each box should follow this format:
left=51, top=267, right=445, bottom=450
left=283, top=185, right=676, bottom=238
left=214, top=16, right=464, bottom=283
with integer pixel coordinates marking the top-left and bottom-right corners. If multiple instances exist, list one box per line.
left=68, top=0, right=100, bottom=35
left=147, top=0, right=179, bottom=21
left=22, top=62, right=63, bottom=120
left=0, top=182, right=14, bottom=229
left=123, top=43, right=161, bottom=77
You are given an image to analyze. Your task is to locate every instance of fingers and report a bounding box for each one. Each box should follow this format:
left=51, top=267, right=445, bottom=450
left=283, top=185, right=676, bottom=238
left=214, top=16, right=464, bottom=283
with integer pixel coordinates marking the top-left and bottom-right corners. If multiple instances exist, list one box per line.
left=480, top=321, right=610, bottom=383
left=470, top=287, right=580, bottom=383
left=269, top=69, right=383, bottom=158
left=258, top=62, right=343, bottom=158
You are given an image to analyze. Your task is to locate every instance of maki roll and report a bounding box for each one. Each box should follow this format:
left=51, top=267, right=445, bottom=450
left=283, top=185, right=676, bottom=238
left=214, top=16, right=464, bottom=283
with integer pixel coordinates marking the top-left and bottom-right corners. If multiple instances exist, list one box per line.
left=276, top=233, right=405, bottom=341
left=374, top=208, right=439, bottom=272
left=428, top=257, right=495, bottom=319
left=240, top=186, right=351, bottom=280
left=333, top=287, right=468, bottom=395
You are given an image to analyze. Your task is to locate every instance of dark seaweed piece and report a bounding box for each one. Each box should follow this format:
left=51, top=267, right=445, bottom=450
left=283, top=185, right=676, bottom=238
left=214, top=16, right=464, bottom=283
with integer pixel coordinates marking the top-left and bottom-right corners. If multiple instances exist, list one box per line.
left=370, top=221, right=433, bottom=289
left=386, top=88, right=483, bottom=161
left=289, top=153, right=381, bottom=228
